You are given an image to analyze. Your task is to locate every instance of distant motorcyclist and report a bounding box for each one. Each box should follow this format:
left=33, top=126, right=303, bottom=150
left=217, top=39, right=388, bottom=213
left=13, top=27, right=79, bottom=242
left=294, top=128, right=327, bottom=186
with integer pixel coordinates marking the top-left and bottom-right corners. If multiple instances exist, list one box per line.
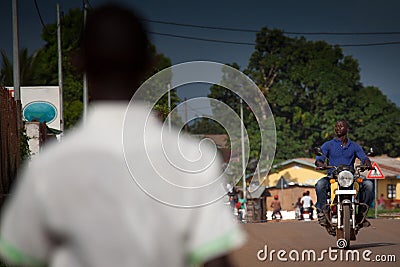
left=315, top=120, right=373, bottom=231
left=300, top=191, right=314, bottom=220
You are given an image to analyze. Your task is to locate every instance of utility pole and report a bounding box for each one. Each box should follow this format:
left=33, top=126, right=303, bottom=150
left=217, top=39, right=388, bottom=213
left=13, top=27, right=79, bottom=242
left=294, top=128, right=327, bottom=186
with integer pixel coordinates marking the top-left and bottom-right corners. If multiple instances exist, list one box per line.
left=82, top=0, right=88, bottom=124
left=12, top=0, right=20, bottom=102
left=57, top=3, right=64, bottom=137
left=375, top=179, right=378, bottom=219
left=167, top=83, right=171, bottom=132
left=184, top=97, right=188, bottom=131
left=281, top=177, right=284, bottom=207
left=240, top=98, right=246, bottom=199
left=12, top=0, right=22, bottom=131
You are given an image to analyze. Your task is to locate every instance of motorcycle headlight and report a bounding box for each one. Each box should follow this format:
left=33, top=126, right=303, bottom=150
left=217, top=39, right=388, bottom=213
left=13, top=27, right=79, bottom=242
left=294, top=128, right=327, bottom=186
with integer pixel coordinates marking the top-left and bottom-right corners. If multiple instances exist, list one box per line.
left=337, top=170, right=354, bottom=187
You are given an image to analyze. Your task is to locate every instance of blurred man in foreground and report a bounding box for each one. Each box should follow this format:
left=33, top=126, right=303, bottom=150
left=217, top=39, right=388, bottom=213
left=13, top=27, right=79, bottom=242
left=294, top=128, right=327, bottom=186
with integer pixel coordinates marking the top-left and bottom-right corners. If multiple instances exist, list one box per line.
left=0, top=4, right=245, bottom=267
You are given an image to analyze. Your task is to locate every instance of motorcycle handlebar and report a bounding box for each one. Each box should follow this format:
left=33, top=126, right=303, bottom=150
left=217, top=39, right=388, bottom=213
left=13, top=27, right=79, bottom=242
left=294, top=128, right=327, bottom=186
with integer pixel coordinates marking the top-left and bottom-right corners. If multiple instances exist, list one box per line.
left=316, top=166, right=335, bottom=170
left=356, top=165, right=375, bottom=171
left=316, top=165, right=374, bottom=171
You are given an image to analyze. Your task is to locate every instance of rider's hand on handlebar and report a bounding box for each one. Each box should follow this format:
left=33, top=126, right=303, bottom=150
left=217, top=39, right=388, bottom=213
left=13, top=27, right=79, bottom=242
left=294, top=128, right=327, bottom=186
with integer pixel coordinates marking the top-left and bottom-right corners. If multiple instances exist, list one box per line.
left=316, top=161, right=328, bottom=170
left=365, top=159, right=374, bottom=170
left=358, top=165, right=375, bottom=172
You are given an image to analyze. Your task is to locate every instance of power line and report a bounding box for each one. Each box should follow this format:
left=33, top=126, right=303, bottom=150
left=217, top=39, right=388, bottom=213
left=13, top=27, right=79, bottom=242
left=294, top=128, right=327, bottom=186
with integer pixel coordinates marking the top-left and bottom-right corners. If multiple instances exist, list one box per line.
left=148, top=31, right=400, bottom=47
left=33, top=0, right=58, bottom=35
left=285, top=31, right=400, bottom=36
left=31, top=2, right=400, bottom=48
left=148, top=31, right=254, bottom=45
left=144, top=18, right=258, bottom=33
left=144, top=18, right=400, bottom=36
left=341, top=41, right=400, bottom=47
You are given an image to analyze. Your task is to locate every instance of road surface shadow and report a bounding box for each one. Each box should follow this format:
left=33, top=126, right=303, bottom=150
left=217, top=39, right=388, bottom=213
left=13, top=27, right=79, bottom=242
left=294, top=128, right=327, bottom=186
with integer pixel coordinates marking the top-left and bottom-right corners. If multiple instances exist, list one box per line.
left=349, top=242, right=397, bottom=249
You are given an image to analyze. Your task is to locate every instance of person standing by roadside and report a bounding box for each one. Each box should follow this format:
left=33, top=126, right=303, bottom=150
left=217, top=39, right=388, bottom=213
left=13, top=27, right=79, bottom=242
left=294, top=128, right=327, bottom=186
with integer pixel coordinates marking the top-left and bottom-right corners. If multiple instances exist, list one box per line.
left=294, top=197, right=302, bottom=220
left=238, top=191, right=247, bottom=223
left=378, top=194, right=386, bottom=210
left=271, top=195, right=282, bottom=220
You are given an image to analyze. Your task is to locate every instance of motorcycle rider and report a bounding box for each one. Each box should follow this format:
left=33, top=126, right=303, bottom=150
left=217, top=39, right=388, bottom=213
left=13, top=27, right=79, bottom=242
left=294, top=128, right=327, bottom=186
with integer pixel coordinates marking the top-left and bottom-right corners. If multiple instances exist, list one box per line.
left=300, top=191, right=314, bottom=220
left=315, top=120, right=373, bottom=233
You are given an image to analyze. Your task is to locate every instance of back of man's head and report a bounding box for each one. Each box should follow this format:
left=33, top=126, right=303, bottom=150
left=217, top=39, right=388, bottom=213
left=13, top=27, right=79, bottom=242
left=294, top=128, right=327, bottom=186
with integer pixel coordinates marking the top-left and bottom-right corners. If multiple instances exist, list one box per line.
left=75, top=4, right=152, bottom=100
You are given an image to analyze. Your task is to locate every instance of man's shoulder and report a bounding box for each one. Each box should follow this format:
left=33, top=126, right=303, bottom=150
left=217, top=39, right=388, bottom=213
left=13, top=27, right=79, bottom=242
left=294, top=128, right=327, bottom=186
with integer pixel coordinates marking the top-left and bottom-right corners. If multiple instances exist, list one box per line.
left=347, top=139, right=362, bottom=148
left=322, top=139, right=336, bottom=147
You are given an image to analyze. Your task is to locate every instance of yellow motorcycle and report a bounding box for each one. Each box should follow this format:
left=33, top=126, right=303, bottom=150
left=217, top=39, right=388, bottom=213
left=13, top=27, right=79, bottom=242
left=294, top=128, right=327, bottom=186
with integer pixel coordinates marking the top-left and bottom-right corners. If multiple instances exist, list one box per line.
left=314, top=147, right=373, bottom=249
left=318, top=164, right=371, bottom=249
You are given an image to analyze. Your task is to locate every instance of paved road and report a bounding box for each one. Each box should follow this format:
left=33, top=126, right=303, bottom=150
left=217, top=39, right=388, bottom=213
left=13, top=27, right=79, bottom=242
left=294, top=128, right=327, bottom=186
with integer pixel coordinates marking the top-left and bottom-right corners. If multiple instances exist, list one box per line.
left=231, top=219, right=400, bottom=267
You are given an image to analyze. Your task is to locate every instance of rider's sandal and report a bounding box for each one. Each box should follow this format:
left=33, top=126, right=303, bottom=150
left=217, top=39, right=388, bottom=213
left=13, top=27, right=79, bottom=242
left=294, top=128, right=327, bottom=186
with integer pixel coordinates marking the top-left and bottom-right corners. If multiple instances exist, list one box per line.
left=356, top=213, right=371, bottom=230
left=318, top=213, right=328, bottom=227
left=358, top=219, right=371, bottom=229
left=326, top=226, right=336, bottom=236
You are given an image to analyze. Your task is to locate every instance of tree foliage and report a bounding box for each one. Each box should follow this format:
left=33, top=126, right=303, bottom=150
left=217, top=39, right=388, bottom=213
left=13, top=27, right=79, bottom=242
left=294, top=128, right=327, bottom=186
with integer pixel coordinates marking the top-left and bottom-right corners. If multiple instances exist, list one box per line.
left=246, top=27, right=400, bottom=159
left=208, top=28, right=400, bottom=164
left=188, top=118, right=226, bottom=135
left=0, top=8, right=179, bottom=130
left=0, top=48, right=40, bottom=86
left=208, top=63, right=264, bottom=181
left=2, top=17, right=399, bottom=160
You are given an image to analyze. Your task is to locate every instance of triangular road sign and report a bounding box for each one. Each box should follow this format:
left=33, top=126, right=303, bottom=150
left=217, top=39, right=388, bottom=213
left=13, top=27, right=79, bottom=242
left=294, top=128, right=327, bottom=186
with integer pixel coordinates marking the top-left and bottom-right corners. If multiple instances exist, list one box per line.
left=367, top=162, right=385, bottom=179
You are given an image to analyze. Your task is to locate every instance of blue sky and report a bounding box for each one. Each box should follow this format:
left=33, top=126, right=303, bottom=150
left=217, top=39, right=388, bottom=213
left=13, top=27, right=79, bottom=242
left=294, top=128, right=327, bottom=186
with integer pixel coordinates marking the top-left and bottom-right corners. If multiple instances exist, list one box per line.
left=1, top=0, right=399, bottom=110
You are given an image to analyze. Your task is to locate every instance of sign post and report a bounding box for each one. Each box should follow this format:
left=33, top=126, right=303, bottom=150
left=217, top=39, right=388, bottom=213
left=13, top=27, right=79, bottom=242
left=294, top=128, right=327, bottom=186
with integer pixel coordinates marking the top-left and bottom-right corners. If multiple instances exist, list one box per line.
left=367, top=162, right=385, bottom=219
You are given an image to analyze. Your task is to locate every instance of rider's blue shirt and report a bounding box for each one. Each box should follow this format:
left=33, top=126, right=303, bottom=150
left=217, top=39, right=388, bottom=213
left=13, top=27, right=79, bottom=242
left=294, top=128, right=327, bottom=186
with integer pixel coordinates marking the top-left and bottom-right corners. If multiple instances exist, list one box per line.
left=315, top=138, right=369, bottom=175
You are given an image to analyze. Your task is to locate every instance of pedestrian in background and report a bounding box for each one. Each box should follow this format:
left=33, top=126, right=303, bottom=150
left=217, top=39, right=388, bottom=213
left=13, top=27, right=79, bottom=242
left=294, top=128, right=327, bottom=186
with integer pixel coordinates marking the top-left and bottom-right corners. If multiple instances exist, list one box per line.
left=294, top=197, right=302, bottom=220
left=378, top=194, right=386, bottom=210
left=271, top=195, right=282, bottom=220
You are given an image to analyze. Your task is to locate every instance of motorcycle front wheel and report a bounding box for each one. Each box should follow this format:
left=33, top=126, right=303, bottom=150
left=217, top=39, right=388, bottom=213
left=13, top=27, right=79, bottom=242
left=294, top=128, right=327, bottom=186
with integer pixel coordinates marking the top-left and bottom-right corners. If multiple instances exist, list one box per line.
left=342, top=205, right=351, bottom=249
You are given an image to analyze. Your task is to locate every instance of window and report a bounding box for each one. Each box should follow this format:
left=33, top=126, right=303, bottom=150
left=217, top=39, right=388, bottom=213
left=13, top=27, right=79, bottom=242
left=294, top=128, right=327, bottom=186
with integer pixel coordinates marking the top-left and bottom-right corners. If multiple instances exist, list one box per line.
left=387, top=184, right=396, bottom=199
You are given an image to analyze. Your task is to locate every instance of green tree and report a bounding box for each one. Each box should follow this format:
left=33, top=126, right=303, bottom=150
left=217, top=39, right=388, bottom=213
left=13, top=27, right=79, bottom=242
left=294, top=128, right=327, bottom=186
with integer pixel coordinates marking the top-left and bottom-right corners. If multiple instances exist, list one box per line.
left=33, top=8, right=179, bottom=130
left=208, top=63, right=266, bottom=183
left=0, top=48, right=40, bottom=86
left=33, top=8, right=84, bottom=129
left=188, top=118, right=226, bottom=134
left=246, top=27, right=400, bottom=160
left=350, top=86, right=400, bottom=157
left=0, top=50, right=12, bottom=85
left=145, top=45, right=181, bottom=123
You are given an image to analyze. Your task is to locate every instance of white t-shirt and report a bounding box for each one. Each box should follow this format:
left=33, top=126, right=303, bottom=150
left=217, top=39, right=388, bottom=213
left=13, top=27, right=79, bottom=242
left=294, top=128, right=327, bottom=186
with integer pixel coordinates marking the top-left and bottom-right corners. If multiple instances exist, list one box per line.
left=301, top=195, right=313, bottom=208
left=0, top=102, right=245, bottom=267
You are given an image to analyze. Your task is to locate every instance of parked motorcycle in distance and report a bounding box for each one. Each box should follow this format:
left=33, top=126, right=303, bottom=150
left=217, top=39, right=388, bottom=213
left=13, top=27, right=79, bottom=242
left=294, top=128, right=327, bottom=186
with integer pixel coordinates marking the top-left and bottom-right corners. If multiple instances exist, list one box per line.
left=314, top=147, right=373, bottom=249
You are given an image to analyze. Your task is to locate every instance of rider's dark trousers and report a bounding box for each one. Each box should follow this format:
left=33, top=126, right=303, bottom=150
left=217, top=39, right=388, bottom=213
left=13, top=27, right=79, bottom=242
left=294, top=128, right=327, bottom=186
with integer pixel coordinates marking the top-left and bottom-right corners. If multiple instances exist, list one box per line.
left=315, top=177, right=374, bottom=213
